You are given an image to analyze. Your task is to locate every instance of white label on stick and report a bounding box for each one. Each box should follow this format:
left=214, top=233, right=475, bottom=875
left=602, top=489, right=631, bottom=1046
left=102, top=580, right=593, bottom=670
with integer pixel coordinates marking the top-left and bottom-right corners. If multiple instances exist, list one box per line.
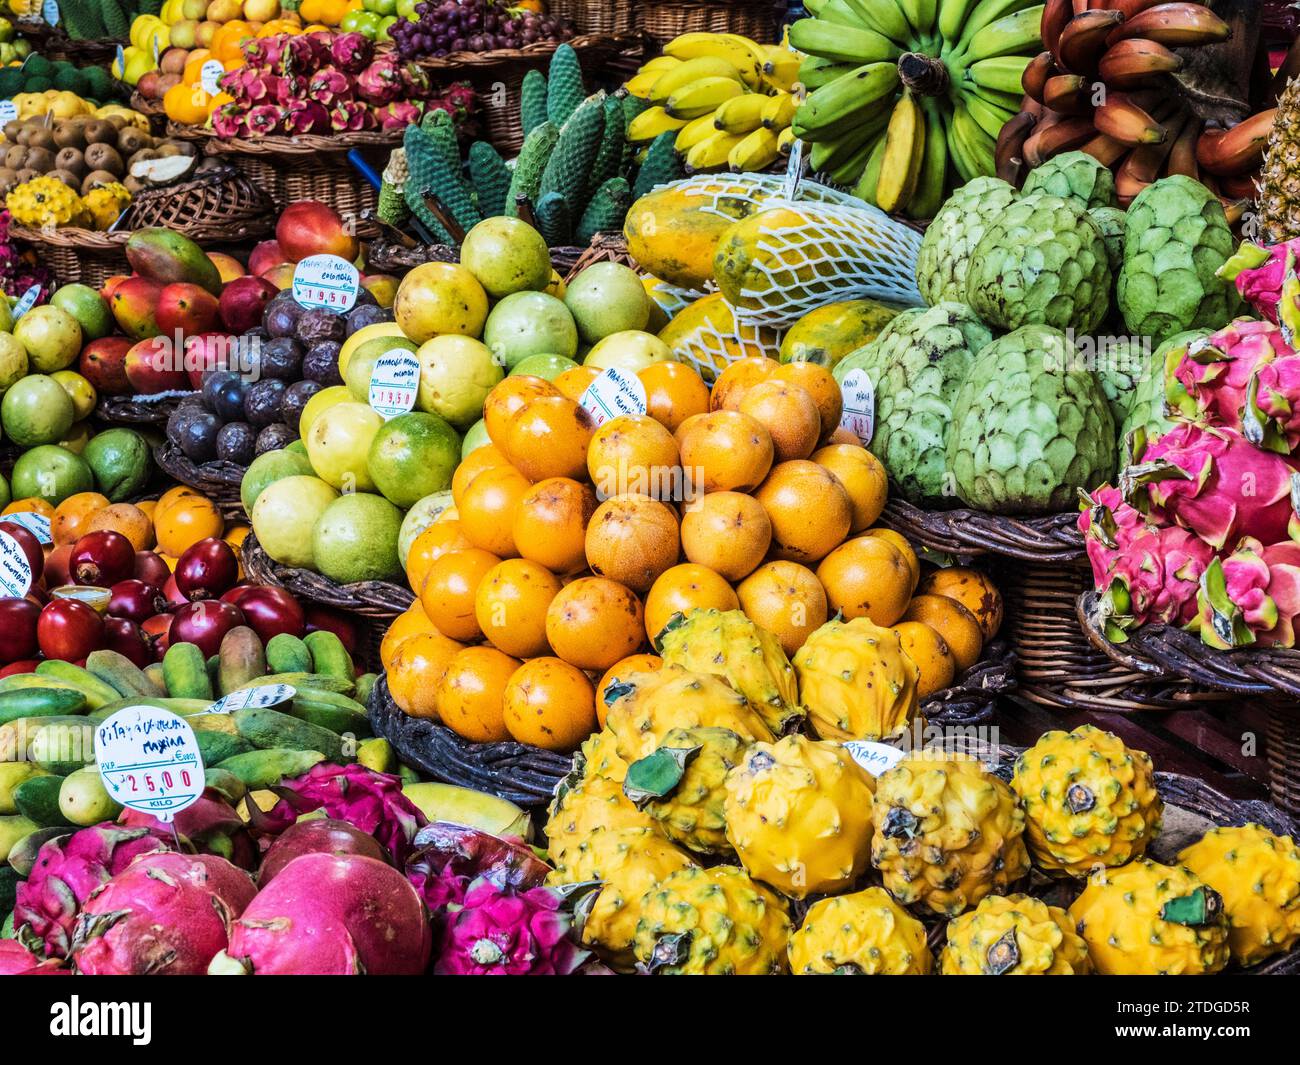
left=0, top=100, right=17, bottom=126
left=578, top=367, right=646, bottom=429
left=842, top=740, right=906, bottom=778
left=203, top=683, right=297, bottom=716
left=0, top=529, right=33, bottom=597
left=42, top=0, right=59, bottom=25
left=838, top=368, right=875, bottom=446
left=11, top=284, right=40, bottom=320
left=368, top=349, right=419, bottom=420
left=95, top=707, right=205, bottom=822
left=0, top=511, right=51, bottom=544
left=292, top=253, right=359, bottom=312
left=199, top=60, right=225, bottom=97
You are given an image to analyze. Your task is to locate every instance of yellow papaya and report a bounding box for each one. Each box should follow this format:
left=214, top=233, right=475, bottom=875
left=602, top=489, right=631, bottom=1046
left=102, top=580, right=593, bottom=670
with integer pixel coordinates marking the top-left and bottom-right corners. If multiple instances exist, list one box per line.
left=779, top=299, right=903, bottom=368
left=657, top=292, right=782, bottom=384
left=623, top=183, right=764, bottom=292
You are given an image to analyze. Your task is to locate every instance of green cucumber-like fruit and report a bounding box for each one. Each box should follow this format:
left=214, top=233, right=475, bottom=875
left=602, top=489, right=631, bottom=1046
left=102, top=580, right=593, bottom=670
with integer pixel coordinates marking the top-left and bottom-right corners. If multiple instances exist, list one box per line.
left=162, top=642, right=214, bottom=701
left=85, top=649, right=163, bottom=699
left=233, top=705, right=345, bottom=761
left=546, top=43, right=585, bottom=126
left=0, top=686, right=86, bottom=726
left=265, top=633, right=312, bottom=676
left=303, top=630, right=355, bottom=686
left=215, top=748, right=327, bottom=789
left=521, top=68, right=549, bottom=137
left=218, top=626, right=267, bottom=696
left=14, top=775, right=72, bottom=828
left=506, top=121, right=560, bottom=218
left=468, top=141, right=511, bottom=219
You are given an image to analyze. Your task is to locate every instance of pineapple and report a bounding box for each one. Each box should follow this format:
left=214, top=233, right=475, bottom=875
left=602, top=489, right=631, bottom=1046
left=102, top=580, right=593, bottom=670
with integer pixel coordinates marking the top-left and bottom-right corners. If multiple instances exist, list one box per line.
left=1178, top=823, right=1300, bottom=967
left=723, top=735, right=876, bottom=899
left=788, top=887, right=932, bottom=975
left=793, top=617, right=920, bottom=742
left=871, top=752, right=1029, bottom=916
left=655, top=609, right=803, bottom=733
left=622, top=726, right=748, bottom=856
left=604, top=667, right=774, bottom=763
left=1068, top=859, right=1230, bottom=975
left=633, top=865, right=791, bottom=975
left=1011, top=724, right=1163, bottom=876
left=940, top=894, right=1092, bottom=975
left=1257, top=77, right=1300, bottom=245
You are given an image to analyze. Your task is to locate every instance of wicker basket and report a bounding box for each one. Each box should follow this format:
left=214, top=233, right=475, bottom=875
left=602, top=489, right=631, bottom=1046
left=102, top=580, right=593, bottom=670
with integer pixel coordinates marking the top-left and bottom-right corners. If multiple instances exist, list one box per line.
left=548, top=0, right=636, bottom=35
left=637, top=1, right=786, bottom=42
left=242, top=530, right=414, bottom=620
left=128, top=92, right=169, bottom=135
left=95, top=392, right=195, bottom=429
left=365, top=231, right=621, bottom=281
left=9, top=226, right=129, bottom=289
left=118, top=165, right=274, bottom=242
left=152, top=440, right=246, bottom=519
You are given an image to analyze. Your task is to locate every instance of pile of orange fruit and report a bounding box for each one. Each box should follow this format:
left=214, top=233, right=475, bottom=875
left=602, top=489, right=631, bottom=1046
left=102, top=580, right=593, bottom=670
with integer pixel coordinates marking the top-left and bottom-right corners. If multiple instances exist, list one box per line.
left=380, top=355, right=1003, bottom=753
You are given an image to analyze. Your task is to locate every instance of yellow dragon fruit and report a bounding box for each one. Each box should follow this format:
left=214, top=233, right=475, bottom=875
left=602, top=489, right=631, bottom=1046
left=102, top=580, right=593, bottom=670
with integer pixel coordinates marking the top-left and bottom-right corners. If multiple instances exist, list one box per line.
left=871, top=752, right=1029, bottom=916
left=655, top=609, right=803, bottom=733
left=788, top=887, right=932, bottom=975
left=604, top=666, right=774, bottom=763
left=1011, top=724, right=1163, bottom=876
left=576, top=728, right=629, bottom=784
left=723, top=734, right=875, bottom=899
left=6, top=175, right=89, bottom=229
left=633, top=865, right=790, bottom=975
left=82, top=182, right=131, bottom=230
left=1178, top=823, right=1300, bottom=966
left=544, top=771, right=658, bottom=869
left=793, top=616, right=920, bottom=742
left=622, top=726, right=748, bottom=856
left=940, top=894, right=1092, bottom=975
left=1069, top=859, right=1230, bottom=975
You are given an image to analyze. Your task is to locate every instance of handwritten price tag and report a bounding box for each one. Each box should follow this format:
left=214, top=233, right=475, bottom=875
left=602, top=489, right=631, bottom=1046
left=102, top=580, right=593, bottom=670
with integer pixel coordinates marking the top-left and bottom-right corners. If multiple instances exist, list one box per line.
left=842, top=740, right=906, bottom=778
left=0, top=529, right=33, bottom=597
left=0, top=100, right=16, bottom=126
left=203, top=683, right=297, bottom=716
left=292, top=253, right=359, bottom=313
left=199, top=60, right=225, bottom=96
left=368, top=349, right=419, bottom=420
left=0, top=510, right=51, bottom=544
left=11, top=284, right=40, bottom=321
left=838, top=368, right=874, bottom=446
left=578, top=367, right=647, bottom=429
left=95, top=707, right=204, bottom=822
left=41, top=0, right=59, bottom=25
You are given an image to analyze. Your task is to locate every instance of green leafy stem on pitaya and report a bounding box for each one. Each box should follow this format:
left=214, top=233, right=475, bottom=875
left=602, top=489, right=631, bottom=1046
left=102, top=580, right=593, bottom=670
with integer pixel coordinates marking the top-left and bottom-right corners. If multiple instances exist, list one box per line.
left=405, top=822, right=550, bottom=915
left=1196, top=537, right=1300, bottom=648
left=1219, top=239, right=1300, bottom=325
left=1170, top=319, right=1294, bottom=440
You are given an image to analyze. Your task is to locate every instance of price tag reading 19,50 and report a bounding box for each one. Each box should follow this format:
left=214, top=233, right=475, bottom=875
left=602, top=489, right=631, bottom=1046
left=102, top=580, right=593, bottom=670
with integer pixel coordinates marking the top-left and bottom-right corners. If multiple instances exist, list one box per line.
left=838, top=367, right=875, bottom=446
left=369, top=349, right=419, bottom=419
left=578, top=367, right=647, bottom=429
left=199, top=60, right=225, bottom=97
left=95, top=707, right=204, bottom=822
left=0, top=510, right=52, bottom=544
left=204, top=683, right=297, bottom=716
left=292, top=254, right=359, bottom=313
left=0, top=529, right=33, bottom=597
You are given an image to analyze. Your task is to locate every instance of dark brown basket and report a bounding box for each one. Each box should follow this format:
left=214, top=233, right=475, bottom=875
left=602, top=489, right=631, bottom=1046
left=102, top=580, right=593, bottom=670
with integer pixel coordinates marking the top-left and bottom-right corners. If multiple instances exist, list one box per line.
left=364, top=231, right=612, bottom=281
left=242, top=530, right=414, bottom=620
left=118, top=166, right=274, bottom=243
left=128, top=92, right=169, bottom=135
left=559, top=232, right=636, bottom=284
left=95, top=392, right=195, bottom=428
left=637, top=1, right=786, bottom=42
left=549, top=0, right=636, bottom=35
left=10, top=226, right=129, bottom=289
left=151, top=440, right=246, bottom=519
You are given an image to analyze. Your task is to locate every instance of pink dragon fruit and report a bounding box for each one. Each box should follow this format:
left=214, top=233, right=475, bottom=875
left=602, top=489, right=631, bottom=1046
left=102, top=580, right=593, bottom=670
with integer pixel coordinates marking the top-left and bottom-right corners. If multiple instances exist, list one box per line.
left=283, top=100, right=331, bottom=134
left=12, top=825, right=173, bottom=959
left=70, top=858, right=242, bottom=975
left=247, top=104, right=284, bottom=136
left=405, top=822, right=550, bottom=914
left=330, top=100, right=373, bottom=132
left=1089, top=521, right=1216, bottom=640
left=1220, top=239, right=1300, bottom=325
left=0, top=940, right=39, bottom=975
left=1079, top=484, right=1154, bottom=582
left=259, top=819, right=389, bottom=885
left=281, top=33, right=322, bottom=75
left=1196, top=538, right=1300, bottom=648
left=1121, top=421, right=1300, bottom=550
left=376, top=100, right=423, bottom=130
left=121, top=789, right=257, bottom=870
left=244, top=763, right=426, bottom=865
left=244, top=33, right=289, bottom=70
left=209, top=853, right=432, bottom=975
left=434, top=876, right=590, bottom=976
left=308, top=65, right=353, bottom=106
left=400, top=61, right=431, bottom=97
left=1170, top=319, right=1294, bottom=435
left=116, top=852, right=257, bottom=914
left=1242, top=356, right=1300, bottom=454
left=356, top=56, right=404, bottom=105
left=211, top=104, right=247, bottom=138
left=330, top=31, right=374, bottom=73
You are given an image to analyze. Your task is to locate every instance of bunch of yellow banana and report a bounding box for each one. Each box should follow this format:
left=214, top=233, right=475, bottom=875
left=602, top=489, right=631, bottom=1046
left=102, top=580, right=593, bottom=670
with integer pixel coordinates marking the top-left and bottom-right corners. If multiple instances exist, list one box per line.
left=790, top=0, right=1044, bottom=217
left=625, top=31, right=802, bottom=174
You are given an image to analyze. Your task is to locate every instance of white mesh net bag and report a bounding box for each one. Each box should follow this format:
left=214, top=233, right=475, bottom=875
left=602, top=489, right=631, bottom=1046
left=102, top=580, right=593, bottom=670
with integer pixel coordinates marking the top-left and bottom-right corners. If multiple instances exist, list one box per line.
left=658, top=292, right=783, bottom=384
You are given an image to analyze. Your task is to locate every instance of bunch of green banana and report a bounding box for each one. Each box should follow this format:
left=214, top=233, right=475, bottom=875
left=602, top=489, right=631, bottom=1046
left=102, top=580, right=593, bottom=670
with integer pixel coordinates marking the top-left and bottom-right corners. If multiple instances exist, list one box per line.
left=791, top=0, right=1044, bottom=217
left=625, top=30, right=802, bottom=174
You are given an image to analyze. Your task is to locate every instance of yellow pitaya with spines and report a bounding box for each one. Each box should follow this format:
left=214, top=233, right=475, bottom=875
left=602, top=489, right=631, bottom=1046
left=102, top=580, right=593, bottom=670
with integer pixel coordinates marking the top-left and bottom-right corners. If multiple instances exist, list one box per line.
left=1178, top=823, right=1300, bottom=967
left=576, top=728, right=629, bottom=784
left=655, top=609, right=803, bottom=734
left=1011, top=724, right=1162, bottom=876
left=788, top=887, right=932, bottom=975
left=633, top=865, right=790, bottom=975
left=82, top=182, right=131, bottom=230
left=1069, top=858, right=1230, bottom=975
left=723, top=734, right=875, bottom=899
left=793, top=616, right=920, bottom=742
left=940, top=894, right=1092, bottom=975
left=871, top=752, right=1029, bottom=917
left=6, top=175, right=89, bottom=229
left=545, top=771, right=658, bottom=869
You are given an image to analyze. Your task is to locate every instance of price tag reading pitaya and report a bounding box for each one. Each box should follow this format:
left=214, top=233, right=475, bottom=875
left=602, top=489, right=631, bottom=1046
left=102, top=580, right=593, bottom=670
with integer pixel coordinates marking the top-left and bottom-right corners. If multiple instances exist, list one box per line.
left=578, top=368, right=647, bottom=429
left=0, top=529, right=33, bottom=597
left=11, top=284, right=40, bottom=321
left=95, top=706, right=204, bottom=822
left=41, top=0, right=59, bottom=25
left=199, top=60, right=225, bottom=97
left=293, top=254, right=359, bottom=313
left=0, top=510, right=51, bottom=544
left=368, top=349, right=419, bottom=420
left=203, top=683, right=297, bottom=716
left=0, top=100, right=16, bottom=126
left=838, top=367, right=874, bottom=446
left=842, top=740, right=906, bottom=778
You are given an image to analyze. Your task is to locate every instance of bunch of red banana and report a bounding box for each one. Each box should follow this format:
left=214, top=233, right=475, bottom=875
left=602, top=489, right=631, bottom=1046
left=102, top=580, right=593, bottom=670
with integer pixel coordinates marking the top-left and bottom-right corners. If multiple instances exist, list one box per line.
left=997, top=0, right=1273, bottom=214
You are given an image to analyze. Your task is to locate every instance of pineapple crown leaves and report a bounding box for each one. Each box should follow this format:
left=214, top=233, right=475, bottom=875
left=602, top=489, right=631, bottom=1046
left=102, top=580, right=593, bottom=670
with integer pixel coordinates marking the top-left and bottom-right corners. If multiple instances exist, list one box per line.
left=1159, top=885, right=1224, bottom=929
left=623, top=745, right=702, bottom=808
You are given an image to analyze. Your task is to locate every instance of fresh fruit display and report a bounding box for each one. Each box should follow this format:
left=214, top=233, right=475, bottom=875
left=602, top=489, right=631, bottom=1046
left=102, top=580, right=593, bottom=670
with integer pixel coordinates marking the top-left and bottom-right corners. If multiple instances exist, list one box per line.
left=790, top=0, right=1046, bottom=215
left=389, top=0, right=573, bottom=59
left=0, top=56, right=125, bottom=106
left=940, top=893, right=1093, bottom=974
left=787, top=887, right=932, bottom=975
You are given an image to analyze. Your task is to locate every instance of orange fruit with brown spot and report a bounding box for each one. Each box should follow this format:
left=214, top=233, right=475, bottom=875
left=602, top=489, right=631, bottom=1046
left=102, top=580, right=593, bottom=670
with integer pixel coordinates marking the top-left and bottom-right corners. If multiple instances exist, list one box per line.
left=737, top=561, right=828, bottom=657
left=900, top=594, right=984, bottom=671
left=679, top=491, right=771, bottom=582
left=587, top=414, right=681, bottom=500
left=85, top=502, right=154, bottom=551
left=892, top=620, right=956, bottom=697
left=738, top=380, right=821, bottom=462
left=862, top=528, right=920, bottom=593
left=771, top=362, right=842, bottom=440
left=502, top=657, right=598, bottom=751
left=512, top=477, right=597, bottom=575
left=595, top=653, right=662, bottom=726
left=545, top=576, right=646, bottom=671
left=754, top=460, right=851, bottom=564
left=584, top=494, right=680, bottom=594
left=406, top=520, right=473, bottom=594
left=458, top=465, right=530, bottom=557
left=709, top=356, right=780, bottom=411
left=483, top=375, right=560, bottom=449
left=52, top=492, right=111, bottom=546
left=675, top=410, right=773, bottom=494
left=822, top=426, right=861, bottom=446
left=554, top=365, right=602, bottom=402
left=380, top=602, right=437, bottom=671
left=816, top=534, right=913, bottom=625
left=504, top=396, right=595, bottom=482
left=474, top=557, right=562, bottom=658
left=436, top=646, right=521, bottom=743
left=155, top=493, right=223, bottom=557
left=387, top=629, right=466, bottom=719
left=451, top=444, right=510, bottom=507
left=812, top=444, right=888, bottom=533
left=639, top=361, right=710, bottom=432
left=3, top=498, right=55, bottom=519
left=419, top=547, right=502, bottom=641
left=643, top=563, right=739, bottom=644
left=918, top=566, right=1003, bottom=640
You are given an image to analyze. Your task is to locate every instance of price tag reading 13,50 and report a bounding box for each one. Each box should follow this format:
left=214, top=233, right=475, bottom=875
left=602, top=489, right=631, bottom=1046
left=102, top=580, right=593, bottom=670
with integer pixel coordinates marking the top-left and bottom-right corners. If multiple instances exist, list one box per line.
left=292, top=253, right=359, bottom=313
left=95, top=706, right=204, bottom=821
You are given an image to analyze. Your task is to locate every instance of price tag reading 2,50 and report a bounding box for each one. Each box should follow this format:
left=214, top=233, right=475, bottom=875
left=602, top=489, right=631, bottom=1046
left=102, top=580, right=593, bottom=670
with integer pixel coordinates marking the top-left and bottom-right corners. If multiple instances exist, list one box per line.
left=292, top=254, right=360, bottom=313
left=95, top=706, right=205, bottom=822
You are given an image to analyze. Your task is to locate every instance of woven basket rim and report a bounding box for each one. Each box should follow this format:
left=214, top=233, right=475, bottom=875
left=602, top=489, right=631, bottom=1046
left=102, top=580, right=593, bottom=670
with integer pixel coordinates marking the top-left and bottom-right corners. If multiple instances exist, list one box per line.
left=402, top=30, right=645, bottom=72
left=152, top=439, right=246, bottom=499
left=880, top=498, right=1086, bottom=562
left=242, top=529, right=414, bottom=618
left=10, top=224, right=127, bottom=249
left=177, top=124, right=405, bottom=156
left=96, top=392, right=195, bottom=426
